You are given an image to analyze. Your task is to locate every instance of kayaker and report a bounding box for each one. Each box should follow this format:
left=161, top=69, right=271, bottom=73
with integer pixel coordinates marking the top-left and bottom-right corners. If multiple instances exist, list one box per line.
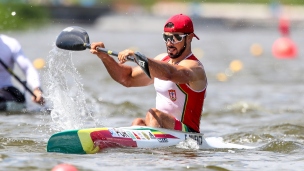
left=0, top=34, right=44, bottom=110
left=90, top=14, right=207, bottom=133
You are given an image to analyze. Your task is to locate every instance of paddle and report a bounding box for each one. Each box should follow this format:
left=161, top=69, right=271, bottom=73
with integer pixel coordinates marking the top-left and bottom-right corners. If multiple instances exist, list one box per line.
left=0, top=58, right=36, bottom=98
left=55, top=26, right=151, bottom=78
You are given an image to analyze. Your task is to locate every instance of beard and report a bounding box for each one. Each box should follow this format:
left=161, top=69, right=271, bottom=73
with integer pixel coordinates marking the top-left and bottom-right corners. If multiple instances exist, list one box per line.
left=167, top=41, right=187, bottom=59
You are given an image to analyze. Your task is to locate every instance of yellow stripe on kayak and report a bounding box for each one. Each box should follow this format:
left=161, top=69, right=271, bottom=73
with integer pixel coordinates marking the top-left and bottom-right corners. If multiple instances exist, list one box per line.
left=78, top=128, right=108, bottom=154
left=151, top=131, right=164, bottom=135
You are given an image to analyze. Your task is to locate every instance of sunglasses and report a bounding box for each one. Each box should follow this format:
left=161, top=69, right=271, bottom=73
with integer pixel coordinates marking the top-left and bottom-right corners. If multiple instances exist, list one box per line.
left=162, top=33, right=188, bottom=44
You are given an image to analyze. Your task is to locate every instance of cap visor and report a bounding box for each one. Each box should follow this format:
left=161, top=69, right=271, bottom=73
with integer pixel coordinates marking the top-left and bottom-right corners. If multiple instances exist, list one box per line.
left=194, top=33, right=199, bottom=40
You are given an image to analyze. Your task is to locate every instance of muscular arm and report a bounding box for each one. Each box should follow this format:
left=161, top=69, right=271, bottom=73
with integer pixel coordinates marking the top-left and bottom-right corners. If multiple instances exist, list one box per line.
left=100, top=55, right=151, bottom=87
left=117, top=48, right=206, bottom=91
left=90, top=42, right=152, bottom=87
left=148, top=58, right=207, bottom=91
left=91, top=42, right=206, bottom=90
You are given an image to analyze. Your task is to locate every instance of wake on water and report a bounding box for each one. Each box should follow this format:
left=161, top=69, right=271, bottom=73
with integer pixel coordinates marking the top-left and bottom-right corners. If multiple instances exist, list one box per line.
left=43, top=47, right=101, bottom=131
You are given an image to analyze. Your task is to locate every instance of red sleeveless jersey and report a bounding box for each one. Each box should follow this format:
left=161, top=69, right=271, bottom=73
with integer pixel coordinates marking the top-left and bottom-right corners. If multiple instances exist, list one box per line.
left=154, top=54, right=207, bottom=132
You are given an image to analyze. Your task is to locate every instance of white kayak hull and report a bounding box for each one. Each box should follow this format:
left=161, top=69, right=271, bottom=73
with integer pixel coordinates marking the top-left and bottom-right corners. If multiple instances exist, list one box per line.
left=47, top=126, right=255, bottom=154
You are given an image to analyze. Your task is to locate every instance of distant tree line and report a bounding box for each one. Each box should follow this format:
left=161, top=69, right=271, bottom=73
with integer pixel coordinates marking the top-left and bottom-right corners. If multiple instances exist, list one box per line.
left=0, top=3, right=48, bottom=31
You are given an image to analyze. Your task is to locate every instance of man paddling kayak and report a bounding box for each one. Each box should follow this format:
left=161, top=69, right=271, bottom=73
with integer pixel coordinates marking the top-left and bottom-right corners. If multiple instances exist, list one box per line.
left=0, top=34, right=44, bottom=111
left=90, top=14, right=207, bottom=133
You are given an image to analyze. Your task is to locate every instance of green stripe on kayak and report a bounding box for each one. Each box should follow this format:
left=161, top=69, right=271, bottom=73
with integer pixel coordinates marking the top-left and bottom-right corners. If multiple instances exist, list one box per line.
left=47, top=130, right=86, bottom=154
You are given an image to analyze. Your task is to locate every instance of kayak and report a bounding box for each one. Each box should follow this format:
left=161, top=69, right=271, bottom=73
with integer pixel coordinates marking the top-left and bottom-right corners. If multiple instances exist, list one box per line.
left=0, top=101, right=26, bottom=112
left=47, top=126, right=255, bottom=154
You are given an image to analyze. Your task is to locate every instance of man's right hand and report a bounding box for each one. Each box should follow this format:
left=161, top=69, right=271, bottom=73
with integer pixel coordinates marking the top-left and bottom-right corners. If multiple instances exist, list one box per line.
left=90, top=42, right=110, bottom=60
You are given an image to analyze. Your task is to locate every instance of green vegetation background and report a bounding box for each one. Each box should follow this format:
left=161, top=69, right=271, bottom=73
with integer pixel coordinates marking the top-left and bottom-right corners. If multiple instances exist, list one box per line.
left=102, top=0, right=304, bottom=5
left=0, top=3, right=48, bottom=31
left=0, top=0, right=302, bottom=31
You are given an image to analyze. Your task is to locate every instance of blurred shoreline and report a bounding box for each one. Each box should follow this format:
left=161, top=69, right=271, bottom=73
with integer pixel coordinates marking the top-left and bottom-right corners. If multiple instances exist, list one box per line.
left=49, top=2, right=304, bottom=29
left=1, top=1, right=304, bottom=31
left=94, top=14, right=303, bottom=33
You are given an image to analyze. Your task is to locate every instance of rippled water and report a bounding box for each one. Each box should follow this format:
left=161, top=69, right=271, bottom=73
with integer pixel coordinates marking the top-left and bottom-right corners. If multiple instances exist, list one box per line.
left=0, top=15, right=304, bottom=170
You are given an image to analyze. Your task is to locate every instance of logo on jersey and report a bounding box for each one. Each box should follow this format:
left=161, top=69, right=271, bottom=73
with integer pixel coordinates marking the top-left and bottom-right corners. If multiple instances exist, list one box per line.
left=168, top=89, right=177, bottom=101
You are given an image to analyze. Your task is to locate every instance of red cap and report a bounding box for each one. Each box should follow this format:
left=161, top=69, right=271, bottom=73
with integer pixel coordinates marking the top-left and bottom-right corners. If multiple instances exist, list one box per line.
left=164, top=14, right=199, bottom=40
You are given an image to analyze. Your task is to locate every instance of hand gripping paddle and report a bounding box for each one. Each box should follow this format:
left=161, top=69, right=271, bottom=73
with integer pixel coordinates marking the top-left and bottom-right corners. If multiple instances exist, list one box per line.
left=55, top=26, right=151, bottom=78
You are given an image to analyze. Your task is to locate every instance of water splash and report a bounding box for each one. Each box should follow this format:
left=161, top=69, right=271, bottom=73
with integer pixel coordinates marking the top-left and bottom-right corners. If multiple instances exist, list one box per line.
left=176, top=138, right=199, bottom=150
left=43, top=47, right=97, bottom=131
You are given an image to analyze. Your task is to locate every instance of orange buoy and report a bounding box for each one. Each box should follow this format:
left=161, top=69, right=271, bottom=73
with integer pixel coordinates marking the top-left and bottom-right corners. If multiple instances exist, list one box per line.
left=272, top=37, right=297, bottom=59
left=229, top=60, right=243, bottom=73
left=216, top=73, right=228, bottom=82
left=250, top=43, right=263, bottom=57
left=51, top=163, right=78, bottom=171
left=33, top=58, right=45, bottom=69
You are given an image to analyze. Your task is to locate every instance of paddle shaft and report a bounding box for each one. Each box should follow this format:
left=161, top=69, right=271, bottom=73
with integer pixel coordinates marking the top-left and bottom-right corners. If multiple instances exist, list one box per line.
left=0, top=58, right=36, bottom=98
left=84, top=43, right=135, bottom=61
left=84, top=43, right=150, bottom=77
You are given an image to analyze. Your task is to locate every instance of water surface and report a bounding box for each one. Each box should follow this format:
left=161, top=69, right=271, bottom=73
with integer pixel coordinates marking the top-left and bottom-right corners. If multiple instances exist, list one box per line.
left=0, top=15, right=303, bottom=171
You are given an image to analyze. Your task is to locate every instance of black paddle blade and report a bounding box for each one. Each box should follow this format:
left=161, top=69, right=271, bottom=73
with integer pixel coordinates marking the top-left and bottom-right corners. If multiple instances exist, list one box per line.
left=56, top=26, right=90, bottom=51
